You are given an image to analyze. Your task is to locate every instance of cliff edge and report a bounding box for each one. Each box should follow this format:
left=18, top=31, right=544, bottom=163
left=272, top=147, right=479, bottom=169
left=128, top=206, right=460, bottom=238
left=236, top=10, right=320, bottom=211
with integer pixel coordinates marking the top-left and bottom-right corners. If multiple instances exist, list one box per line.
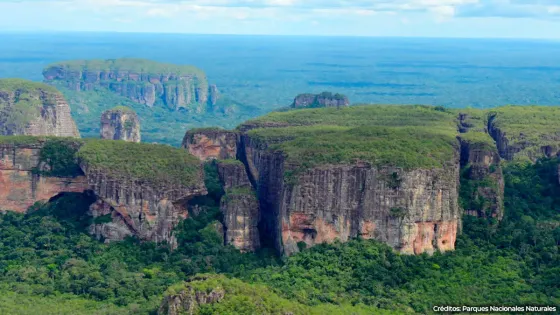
left=100, top=106, right=141, bottom=142
left=43, top=58, right=218, bottom=113
left=0, top=79, right=80, bottom=138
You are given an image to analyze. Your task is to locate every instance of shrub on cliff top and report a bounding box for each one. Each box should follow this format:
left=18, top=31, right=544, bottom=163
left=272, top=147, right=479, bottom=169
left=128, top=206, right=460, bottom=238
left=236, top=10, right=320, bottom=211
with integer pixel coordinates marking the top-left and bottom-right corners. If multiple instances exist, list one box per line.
left=108, top=105, right=136, bottom=114
left=37, top=138, right=83, bottom=177
left=488, top=105, right=560, bottom=153
left=244, top=105, right=459, bottom=170
left=0, top=78, right=59, bottom=94
left=243, top=104, right=458, bottom=130
left=77, top=139, right=202, bottom=187
left=45, top=58, right=206, bottom=81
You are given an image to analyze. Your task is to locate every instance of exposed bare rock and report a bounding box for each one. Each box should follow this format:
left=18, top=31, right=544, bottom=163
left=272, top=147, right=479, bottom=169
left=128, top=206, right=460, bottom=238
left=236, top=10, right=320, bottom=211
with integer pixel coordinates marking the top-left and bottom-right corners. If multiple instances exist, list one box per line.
left=82, top=166, right=206, bottom=246
left=291, top=92, right=349, bottom=109
left=0, top=141, right=87, bottom=212
left=0, top=79, right=80, bottom=138
left=158, top=275, right=225, bottom=315
left=216, top=160, right=260, bottom=251
left=459, top=137, right=505, bottom=220
left=182, top=128, right=238, bottom=161
left=79, top=141, right=207, bottom=246
left=487, top=111, right=560, bottom=161
left=240, top=134, right=460, bottom=256
left=100, top=107, right=141, bottom=142
left=43, top=59, right=218, bottom=112
left=217, top=160, right=252, bottom=190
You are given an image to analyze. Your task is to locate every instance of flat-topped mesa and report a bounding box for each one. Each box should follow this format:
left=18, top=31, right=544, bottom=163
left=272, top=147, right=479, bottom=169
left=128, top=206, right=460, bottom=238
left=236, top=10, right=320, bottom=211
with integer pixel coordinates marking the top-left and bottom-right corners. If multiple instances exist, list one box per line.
left=79, top=140, right=207, bottom=246
left=487, top=106, right=560, bottom=161
left=0, top=137, right=88, bottom=213
left=182, top=128, right=238, bottom=161
left=0, top=79, right=80, bottom=138
left=100, top=106, right=141, bottom=142
left=239, top=105, right=462, bottom=256
left=43, top=58, right=219, bottom=112
left=291, top=91, right=349, bottom=109
left=217, top=160, right=260, bottom=252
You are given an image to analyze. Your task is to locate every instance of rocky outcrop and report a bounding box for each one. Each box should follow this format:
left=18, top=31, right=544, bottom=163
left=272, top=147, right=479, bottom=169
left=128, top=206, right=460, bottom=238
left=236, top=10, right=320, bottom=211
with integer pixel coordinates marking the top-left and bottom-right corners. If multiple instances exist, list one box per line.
left=239, top=133, right=460, bottom=256
left=0, top=141, right=87, bottom=212
left=100, top=107, right=141, bottom=142
left=182, top=129, right=238, bottom=161
left=158, top=275, right=225, bottom=315
left=208, top=84, right=219, bottom=106
left=0, top=136, right=207, bottom=247
left=83, top=162, right=207, bottom=247
left=217, top=160, right=260, bottom=252
left=43, top=59, right=219, bottom=112
left=459, top=138, right=505, bottom=219
left=487, top=113, right=560, bottom=161
left=291, top=92, right=349, bottom=109
left=457, top=112, right=505, bottom=219
left=0, top=79, right=80, bottom=137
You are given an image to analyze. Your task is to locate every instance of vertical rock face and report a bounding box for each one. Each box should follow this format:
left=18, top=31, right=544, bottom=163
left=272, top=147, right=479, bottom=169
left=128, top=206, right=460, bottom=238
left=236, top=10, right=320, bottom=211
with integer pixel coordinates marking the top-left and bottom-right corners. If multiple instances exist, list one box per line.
left=100, top=107, right=141, bottom=142
left=182, top=129, right=238, bottom=161
left=78, top=140, right=208, bottom=246
left=83, top=165, right=207, bottom=246
left=487, top=110, right=560, bottom=161
left=242, top=134, right=460, bottom=255
left=43, top=59, right=218, bottom=112
left=459, top=138, right=505, bottom=219
left=457, top=112, right=505, bottom=220
left=0, top=79, right=80, bottom=138
left=291, top=92, right=350, bottom=109
left=0, top=141, right=87, bottom=212
left=158, top=275, right=226, bottom=315
left=217, top=160, right=260, bottom=252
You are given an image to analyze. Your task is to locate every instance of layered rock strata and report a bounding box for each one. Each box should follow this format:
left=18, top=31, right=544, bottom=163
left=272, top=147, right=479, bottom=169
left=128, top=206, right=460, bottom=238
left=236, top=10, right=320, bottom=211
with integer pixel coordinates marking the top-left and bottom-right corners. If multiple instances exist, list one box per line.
left=242, top=133, right=460, bottom=255
left=0, top=141, right=87, bottom=212
left=43, top=59, right=218, bottom=112
left=185, top=127, right=460, bottom=256
left=457, top=113, right=505, bottom=219
left=100, top=107, right=141, bottom=142
left=182, top=129, right=238, bottom=161
left=217, top=160, right=260, bottom=252
left=291, top=92, right=350, bottom=108
left=0, top=79, right=80, bottom=137
left=85, top=166, right=206, bottom=246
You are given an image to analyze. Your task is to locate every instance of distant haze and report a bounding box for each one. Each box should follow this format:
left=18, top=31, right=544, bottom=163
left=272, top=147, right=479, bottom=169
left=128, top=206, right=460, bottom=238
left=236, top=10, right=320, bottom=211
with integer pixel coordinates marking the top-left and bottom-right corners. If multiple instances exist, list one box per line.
left=1, top=0, right=560, bottom=39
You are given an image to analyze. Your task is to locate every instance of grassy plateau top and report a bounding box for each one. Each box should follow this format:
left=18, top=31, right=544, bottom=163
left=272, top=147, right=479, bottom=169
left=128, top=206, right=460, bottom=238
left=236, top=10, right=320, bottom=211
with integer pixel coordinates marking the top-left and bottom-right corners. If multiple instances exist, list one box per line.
left=77, top=140, right=202, bottom=187
left=44, top=58, right=207, bottom=79
left=244, top=105, right=460, bottom=170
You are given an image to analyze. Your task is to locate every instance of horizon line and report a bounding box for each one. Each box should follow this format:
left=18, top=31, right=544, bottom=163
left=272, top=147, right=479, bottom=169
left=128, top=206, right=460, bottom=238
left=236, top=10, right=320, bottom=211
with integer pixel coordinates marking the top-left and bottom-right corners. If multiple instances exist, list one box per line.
left=1, top=30, right=559, bottom=42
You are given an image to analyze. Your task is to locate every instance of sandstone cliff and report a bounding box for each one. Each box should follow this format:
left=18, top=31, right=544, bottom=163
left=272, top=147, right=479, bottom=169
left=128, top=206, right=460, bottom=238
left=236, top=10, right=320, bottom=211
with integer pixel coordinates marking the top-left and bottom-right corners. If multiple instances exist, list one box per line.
left=0, top=136, right=206, bottom=246
left=0, top=79, right=80, bottom=138
left=241, top=133, right=460, bottom=255
left=100, top=106, right=141, bottom=142
left=486, top=106, right=560, bottom=161
left=43, top=59, right=219, bottom=112
left=457, top=112, right=504, bottom=219
left=291, top=92, right=349, bottom=109
left=182, top=128, right=238, bottom=161
left=0, top=139, right=88, bottom=213
left=79, top=140, right=207, bottom=246
left=217, top=160, right=260, bottom=252
left=186, top=105, right=463, bottom=255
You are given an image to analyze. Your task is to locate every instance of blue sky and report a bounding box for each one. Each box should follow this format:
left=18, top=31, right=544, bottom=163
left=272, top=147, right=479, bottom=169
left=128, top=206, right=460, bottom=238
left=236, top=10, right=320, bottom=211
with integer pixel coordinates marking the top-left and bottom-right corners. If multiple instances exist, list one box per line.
left=1, top=0, right=559, bottom=38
